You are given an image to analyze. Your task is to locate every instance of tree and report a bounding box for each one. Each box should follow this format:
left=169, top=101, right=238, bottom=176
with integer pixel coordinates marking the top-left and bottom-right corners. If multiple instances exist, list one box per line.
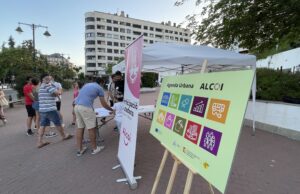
left=8, top=36, right=15, bottom=48
left=176, top=0, right=300, bottom=57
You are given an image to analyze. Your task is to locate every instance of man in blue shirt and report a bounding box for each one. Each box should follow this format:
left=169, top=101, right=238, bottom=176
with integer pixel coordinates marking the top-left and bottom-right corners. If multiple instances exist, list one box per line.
left=74, top=77, right=113, bottom=156
left=37, top=74, right=73, bottom=148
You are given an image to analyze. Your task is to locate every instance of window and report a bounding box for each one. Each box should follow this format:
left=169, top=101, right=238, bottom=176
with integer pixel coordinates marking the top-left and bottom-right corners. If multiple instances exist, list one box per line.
left=114, top=57, right=119, bottom=61
left=144, top=39, right=148, bottom=43
left=185, top=39, right=189, bottom=42
left=114, top=42, right=119, bottom=46
left=165, top=35, right=169, bottom=39
left=85, top=17, right=95, bottom=22
left=97, top=32, right=105, bottom=37
left=113, top=20, right=118, bottom=24
left=113, top=34, right=119, bottom=39
left=98, top=56, right=106, bottom=60
left=97, top=25, right=105, bottom=30
left=120, top=35, right=125, bottom=40
left=155, top=34, right=163, bottom=39
left=120, top=21, right=125, bottom=25
left=155, top=28, right=162, bottom=32
left=106, top=19, right=112, bottom=23
left=184, top=33, right=189, bottom=36
left=120, top=28, right=125, bottom=33
left=144, top=26, right=148, bottom=30
left=127, top=36, right=131, bottom=41
left=132, top=24, right=141, bottom=29
left=133, top=31, right=141, bottom=35
left=175, top=31, right=178, bottom=35
left=86, top=40, right=95, bottom=45
left=149, top=33, right=154, bottom=37
left=107, top=41, right=112, bottom=46
left=175, top=37, right=179, bottom=41
left=179, top=32, right=182, bottom=35
left=169, top=30, right=173, bottom=34
left=170, top=36, right=174, bottom=40
left=114, top=27, right=119, bottom=32
left=97, top=40, right=105, bottom=45
left=150, top=27, right=154, bottom=31
left=126, top=22, right=131, bottom=26
left=165, top=30, right=169, bottom=33
left=149, top=40, right=153, bottom=43
left=86, top=48, right=95, bottom=52
left=107, top=49, right=112, bottom=53
left=107, top=33, right=112, bottom=38
left=120, top=43, right=126, bottom=47
left=85, top=25, right=95, bottom=30
left=180, top=38, right=183, bottom=41
left=98, top=63, right=105, bottom=67
left=85, top=32, right=95, bottom=37
left=86, top=55, right=96, bottom=60
left=107, top=56, right=113, bottom=60
left=143, top=32, right=148, bottom=36
left=96, top=18, right=104, bottom=22
left=127, top=29, right=131, bottom=34
left=87, top=63, right=96, bottom=67
left=107, top=26, right=112, bottom=31
left=97, top=48, right=105, bottom=52
left=120, top=50, right=125, bottom=54
left=114, top=49, right=119, bottom=54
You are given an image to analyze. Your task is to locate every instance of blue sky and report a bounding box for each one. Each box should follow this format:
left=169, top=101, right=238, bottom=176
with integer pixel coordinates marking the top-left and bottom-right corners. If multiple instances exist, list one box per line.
left=0, top=0, right=200, bottom=67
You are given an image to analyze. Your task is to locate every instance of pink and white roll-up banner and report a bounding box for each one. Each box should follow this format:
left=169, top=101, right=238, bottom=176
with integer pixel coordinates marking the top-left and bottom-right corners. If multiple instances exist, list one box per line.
left=117, top=35, right=143, bottom=187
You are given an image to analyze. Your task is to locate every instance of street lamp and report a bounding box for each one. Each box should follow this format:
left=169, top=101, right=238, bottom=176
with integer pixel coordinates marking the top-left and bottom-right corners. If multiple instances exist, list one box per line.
left=16, top=22, right=51, bottom=61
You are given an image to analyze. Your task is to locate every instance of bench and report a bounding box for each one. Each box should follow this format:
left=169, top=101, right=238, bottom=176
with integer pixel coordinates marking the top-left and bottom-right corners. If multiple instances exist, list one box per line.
left=7, top=95, right=22, bottom=108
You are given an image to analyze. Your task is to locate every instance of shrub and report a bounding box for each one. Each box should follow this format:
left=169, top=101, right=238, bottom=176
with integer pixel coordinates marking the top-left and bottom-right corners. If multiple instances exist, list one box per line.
left=256, top=68, right=300, bottom=102
left=141, top=72, right=158, bottom=88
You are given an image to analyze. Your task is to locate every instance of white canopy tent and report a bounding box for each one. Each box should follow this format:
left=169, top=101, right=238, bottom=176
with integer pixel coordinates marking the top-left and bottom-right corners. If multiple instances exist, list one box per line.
left=113, top=42, right=257, bottom=133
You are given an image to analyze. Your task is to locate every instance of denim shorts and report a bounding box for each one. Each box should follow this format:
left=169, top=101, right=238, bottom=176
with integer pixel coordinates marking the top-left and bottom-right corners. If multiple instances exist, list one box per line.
left=40, top=111, right=61, bottom=127
left=32, top=101, right=39, bottom=111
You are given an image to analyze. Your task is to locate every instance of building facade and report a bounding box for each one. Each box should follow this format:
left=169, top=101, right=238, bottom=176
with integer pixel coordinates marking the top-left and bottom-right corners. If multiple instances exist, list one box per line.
left=46, top=53, right=74, bottom=68
left=85, top=11, right=191, bottom=76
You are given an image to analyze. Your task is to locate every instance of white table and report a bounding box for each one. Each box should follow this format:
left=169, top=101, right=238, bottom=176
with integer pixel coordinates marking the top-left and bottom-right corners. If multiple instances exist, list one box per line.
left=94, top=105, right=156, bottom=144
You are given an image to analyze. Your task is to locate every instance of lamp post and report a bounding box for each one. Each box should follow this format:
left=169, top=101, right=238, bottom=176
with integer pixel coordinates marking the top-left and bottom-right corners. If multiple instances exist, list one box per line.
left=16, top=22, right=51, bottom=62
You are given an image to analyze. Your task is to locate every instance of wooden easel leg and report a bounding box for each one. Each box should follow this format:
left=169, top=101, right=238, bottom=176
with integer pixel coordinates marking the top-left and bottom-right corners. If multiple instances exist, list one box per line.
left=183, top=170, right=194, bottom=194
left=208, top=183, right=215, bottom=194
left=166, top=158, right=180, bottom=194
left=151, top=149, right=169, bottom=194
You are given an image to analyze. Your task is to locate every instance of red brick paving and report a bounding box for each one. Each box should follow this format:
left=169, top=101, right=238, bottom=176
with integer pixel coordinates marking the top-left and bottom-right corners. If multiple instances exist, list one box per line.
left=0, top=89, right=299, bottom=194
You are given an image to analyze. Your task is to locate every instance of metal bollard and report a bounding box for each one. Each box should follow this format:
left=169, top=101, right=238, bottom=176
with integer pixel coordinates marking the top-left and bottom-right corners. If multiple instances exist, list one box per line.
left=9, top=95, right=13, bottom=108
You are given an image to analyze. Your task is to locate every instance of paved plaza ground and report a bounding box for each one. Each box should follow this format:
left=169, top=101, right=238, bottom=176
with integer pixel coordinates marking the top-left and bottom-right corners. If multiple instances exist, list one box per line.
left=0, top=89, right=299, bottom=194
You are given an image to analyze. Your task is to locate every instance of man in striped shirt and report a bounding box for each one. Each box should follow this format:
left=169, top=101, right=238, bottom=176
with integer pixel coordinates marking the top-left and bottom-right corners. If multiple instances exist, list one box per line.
left=37, top=74, right=72, bottom=148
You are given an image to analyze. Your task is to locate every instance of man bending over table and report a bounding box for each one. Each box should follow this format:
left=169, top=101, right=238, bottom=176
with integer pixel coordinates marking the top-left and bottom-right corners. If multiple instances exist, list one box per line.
left=74, top=77, right=113, bottom=156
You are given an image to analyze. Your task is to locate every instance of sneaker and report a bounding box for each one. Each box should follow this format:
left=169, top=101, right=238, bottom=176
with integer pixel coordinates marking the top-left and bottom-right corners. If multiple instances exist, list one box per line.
left=91, top=146, right=105, bottom=155
left=26, top=130, right=34, bottom=136
left=45, top=131, right=57, bottom=138
left=77, top=146, right=88, bottom=157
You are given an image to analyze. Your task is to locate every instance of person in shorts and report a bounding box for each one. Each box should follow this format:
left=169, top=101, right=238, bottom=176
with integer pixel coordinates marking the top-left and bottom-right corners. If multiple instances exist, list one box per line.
left=23, top=76, right=36, bottom=136
left=74, top=77, right=113, bottom=156
left=37, top=74, right=72, bottom=148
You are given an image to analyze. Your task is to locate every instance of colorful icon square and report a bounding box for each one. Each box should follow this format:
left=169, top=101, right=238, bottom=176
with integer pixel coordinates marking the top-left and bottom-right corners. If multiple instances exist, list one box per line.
left=156, top=109, right=166, bottom=125
left=178, top=95, right=192, bottom=113
left=206, top=98, right=230, bottom=124
left=161, top=92, right=170, bottom=106
left=184, top=120, right=202, bottom=144
left=173, top=116, right=187, bottom=136
left=199, top=127, right=222, bottom=156
left=164, top=112, right=175, bottom=129
left=168, top=93, right=180, bottom=109
left=190, top=96, right=208, bottom=118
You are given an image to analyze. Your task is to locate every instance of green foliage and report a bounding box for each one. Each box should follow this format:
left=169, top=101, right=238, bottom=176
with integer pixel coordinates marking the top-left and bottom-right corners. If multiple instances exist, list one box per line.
left=141, top=72, right=158, bottom=88
left=176, top=0, right=300, bottom=56
left=256, top=68, right=300, bottom=101
left=0, top=36, right=77, bottom=96
left=8, top=36, right=15, bottom=48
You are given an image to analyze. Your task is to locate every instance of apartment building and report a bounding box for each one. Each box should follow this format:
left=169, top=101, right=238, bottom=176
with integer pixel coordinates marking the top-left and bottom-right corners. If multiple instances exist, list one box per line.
left=85, top=11, right=191, bottom=76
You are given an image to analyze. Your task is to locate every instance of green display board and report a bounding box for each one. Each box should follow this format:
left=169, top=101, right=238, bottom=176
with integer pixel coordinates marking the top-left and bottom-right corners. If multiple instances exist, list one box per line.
left=150, top=70, right=255, bottom=193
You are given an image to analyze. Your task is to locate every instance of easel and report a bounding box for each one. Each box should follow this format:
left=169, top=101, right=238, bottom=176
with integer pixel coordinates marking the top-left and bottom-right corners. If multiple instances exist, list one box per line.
left=151, top=60, right=215, bottom=194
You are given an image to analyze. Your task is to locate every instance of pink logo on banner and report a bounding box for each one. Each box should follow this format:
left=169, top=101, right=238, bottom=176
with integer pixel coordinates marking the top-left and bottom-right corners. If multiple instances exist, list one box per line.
left=122, top=127, right=131, bottom=146
left=164, top=112, right=175, bottom=129
left=125, top=37, right=143, bottom=98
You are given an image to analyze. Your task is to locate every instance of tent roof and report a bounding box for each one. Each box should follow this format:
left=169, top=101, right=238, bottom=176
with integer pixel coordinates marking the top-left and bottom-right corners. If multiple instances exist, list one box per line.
left=113, top=43, right=256, bottom=73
